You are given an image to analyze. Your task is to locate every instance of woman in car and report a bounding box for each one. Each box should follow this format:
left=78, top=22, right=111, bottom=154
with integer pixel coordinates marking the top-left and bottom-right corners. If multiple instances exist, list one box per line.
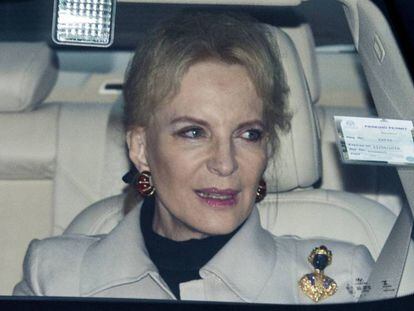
left=14, top=12, right=373, bottom=303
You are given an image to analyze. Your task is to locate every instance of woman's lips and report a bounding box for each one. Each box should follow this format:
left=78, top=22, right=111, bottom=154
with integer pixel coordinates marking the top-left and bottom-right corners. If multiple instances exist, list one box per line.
left=194, top=188, right=239, bottom=207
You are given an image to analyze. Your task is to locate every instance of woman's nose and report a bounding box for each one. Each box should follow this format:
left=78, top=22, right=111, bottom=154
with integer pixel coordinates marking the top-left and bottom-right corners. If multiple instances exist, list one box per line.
left=206, top=140, right=238, bottom=176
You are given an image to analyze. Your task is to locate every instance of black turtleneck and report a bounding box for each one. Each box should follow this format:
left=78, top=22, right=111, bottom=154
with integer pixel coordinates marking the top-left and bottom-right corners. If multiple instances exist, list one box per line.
left=140, top=196, right=240, bottom=299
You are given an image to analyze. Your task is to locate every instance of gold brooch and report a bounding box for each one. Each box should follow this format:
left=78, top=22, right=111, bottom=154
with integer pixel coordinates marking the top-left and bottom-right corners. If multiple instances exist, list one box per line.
left=298, top=245, right=337, bottom=302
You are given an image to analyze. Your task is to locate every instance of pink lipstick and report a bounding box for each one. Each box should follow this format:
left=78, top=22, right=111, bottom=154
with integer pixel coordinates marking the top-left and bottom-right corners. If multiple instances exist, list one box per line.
left=195, top=188, right=239, bottom=207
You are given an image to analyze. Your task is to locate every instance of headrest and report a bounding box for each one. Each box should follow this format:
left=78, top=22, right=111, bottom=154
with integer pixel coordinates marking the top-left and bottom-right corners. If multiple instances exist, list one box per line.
left=264, top=26, right=321, bottom=192
left=0, top=42, right=58, bottom=112
left=282, top=24, right=320, bottom=103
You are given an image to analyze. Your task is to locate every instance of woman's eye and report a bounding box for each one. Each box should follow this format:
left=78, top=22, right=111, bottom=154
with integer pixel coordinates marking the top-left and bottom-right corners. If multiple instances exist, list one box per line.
left=177, top=127, right=206, bottom=139
left=241, top=129, right=263, bottom=142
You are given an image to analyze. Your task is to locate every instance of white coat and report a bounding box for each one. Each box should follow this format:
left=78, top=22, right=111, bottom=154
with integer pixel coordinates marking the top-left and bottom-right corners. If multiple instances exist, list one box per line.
left=14, top=200, right=373, bottom=304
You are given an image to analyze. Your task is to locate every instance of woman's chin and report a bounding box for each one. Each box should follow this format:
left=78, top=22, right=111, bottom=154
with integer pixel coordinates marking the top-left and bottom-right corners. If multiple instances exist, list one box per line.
left=189, top=193, right=253, bottom=236
left=192, top=212, right=249, bottom=237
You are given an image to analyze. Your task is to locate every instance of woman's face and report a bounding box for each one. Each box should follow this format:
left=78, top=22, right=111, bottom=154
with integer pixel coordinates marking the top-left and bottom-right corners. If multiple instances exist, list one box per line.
left=128, top=60, right=268, bottom=241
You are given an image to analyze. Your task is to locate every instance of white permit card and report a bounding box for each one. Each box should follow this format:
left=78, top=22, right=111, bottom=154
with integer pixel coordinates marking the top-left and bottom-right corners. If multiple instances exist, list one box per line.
left=334, top=116, right=414, bottom=166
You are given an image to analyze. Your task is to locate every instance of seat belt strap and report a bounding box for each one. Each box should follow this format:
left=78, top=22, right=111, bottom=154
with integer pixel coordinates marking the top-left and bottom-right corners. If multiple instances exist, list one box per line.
left=359, top=204, right=413, bottom=301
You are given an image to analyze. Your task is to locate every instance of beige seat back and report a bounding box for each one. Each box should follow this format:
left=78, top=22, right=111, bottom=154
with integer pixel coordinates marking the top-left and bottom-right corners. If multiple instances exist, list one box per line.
left=0, top=43, right=128, bottom=294
left=0, top=42, right=58, bottom=294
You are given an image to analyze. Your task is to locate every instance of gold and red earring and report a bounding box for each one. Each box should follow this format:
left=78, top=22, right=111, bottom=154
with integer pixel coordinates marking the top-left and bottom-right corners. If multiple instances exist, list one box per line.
left=255, top=179, right=267, bottom=203
left=136, top=171, right=155, bottom=196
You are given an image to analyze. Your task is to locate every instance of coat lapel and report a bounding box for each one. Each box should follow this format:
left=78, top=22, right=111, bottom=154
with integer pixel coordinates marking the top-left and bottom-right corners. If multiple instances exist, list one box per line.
left=79, top=201, right=170, bottom=297
left=200, top=207, right=278, bottom=302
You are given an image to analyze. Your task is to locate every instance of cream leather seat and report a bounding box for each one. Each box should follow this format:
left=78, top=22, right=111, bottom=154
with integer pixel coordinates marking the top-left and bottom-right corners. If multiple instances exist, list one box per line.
left=63, top=26, right=414, bottom=297
left=0, top=42, right=59, bottom=294
left=282, top=20, right=405, bottom=216
left=0, top=43, right=128, bottom=294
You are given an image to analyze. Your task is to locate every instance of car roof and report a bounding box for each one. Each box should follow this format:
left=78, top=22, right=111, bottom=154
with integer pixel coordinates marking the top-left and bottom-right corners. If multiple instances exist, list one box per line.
left=1, top=0, right=353, bottom=49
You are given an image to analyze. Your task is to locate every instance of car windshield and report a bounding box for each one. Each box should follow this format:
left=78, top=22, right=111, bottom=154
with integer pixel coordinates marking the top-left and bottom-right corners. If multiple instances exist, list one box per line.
left=1, top=0, right=414, bottom=309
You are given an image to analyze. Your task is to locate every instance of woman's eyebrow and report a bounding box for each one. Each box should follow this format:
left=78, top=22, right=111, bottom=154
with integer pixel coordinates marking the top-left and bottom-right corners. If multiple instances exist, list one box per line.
left=170, top=116, right=264, bottom=129
left=170, top=116, right=209, bottom=127
left=237, top=120, right=265, bottom=129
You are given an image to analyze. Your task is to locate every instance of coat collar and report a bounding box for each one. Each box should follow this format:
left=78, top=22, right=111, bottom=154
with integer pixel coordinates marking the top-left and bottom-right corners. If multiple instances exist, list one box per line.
left=80, top=200, right=156, bottom=296
left=80, top=199, right=278, bottom=301
left=200, top=207, right=278, bottom=302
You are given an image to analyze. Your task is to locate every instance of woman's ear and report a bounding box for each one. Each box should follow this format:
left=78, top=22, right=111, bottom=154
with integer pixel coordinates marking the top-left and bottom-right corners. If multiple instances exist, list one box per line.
left=126, top=127, right=150, bottom=172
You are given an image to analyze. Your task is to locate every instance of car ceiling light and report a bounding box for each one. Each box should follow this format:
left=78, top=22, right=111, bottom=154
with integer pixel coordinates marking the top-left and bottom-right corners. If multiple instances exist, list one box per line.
left=52, top=0, right=116, bottom=47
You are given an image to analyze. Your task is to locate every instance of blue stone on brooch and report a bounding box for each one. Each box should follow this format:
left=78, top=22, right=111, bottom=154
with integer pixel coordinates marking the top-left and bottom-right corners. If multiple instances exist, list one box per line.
left=323, top=278, right=333, bottom=289
left=307, top=274, right=315, bottom=285
left=313, top=254, right=329, bottom=270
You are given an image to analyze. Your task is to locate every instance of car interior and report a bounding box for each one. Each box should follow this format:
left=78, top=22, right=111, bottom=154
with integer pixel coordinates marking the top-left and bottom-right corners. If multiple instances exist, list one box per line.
left=1, top=0, right=414, bottom=304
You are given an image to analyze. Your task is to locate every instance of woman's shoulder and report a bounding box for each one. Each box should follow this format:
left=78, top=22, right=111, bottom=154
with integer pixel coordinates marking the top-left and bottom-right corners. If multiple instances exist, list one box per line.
left=13, top=234, right=102, bottom=296
left=273, top=234, right=374, bottom=277
left=274, top=234, right=373, bottom=261
left=26, top=234, right=103, bottom=262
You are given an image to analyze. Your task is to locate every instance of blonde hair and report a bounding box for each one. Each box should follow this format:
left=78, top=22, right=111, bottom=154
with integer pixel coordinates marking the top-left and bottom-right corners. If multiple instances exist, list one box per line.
left=124, top=12, right=291, bottom=153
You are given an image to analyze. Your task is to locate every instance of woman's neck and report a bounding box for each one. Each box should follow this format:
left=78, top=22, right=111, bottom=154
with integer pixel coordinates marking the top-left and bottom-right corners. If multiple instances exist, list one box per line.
left=152, top=199, right=209, bottom=241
